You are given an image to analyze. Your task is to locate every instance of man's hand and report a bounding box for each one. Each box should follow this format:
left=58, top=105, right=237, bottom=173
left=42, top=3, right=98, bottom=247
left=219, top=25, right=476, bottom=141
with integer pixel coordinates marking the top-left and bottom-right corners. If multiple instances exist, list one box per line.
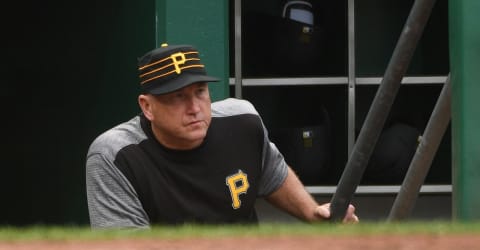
left=315, top=203, right=359, bottom=223
left=266, top=167, right=359, bottom=224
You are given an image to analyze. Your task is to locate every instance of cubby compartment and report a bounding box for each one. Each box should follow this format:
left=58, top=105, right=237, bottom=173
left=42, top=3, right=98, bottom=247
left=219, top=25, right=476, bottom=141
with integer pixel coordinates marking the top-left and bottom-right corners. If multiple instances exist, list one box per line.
left=355, top=84, right=451, bottom=185
left=229, top=0, right=450, bottom=187
left=230, top=0, right=348, bottom=78
left=355, top=0, right=449, bottom=76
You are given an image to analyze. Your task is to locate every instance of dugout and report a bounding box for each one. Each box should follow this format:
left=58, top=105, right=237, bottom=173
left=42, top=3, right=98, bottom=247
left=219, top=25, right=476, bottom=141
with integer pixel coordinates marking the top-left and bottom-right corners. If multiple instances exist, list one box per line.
left=230, top=0, right=452, bottom=221
left=3, top=0, right=474, bottom=225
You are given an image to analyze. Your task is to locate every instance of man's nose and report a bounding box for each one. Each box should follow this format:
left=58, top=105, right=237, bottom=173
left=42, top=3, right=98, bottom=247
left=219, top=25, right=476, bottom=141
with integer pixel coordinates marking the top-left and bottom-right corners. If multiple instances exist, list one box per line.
left=186, top=95, right=201, bottom=113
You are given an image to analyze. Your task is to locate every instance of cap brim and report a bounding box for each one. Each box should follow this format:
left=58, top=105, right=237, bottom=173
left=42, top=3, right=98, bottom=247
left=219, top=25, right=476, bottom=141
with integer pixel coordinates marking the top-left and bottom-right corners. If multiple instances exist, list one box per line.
left=144, top=73, right=219, bottom=95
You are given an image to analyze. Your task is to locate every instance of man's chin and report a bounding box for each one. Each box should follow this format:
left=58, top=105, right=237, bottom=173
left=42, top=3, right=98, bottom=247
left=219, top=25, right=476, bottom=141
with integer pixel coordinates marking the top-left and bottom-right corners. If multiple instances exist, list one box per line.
left=186, top=130, right=208, bottom=142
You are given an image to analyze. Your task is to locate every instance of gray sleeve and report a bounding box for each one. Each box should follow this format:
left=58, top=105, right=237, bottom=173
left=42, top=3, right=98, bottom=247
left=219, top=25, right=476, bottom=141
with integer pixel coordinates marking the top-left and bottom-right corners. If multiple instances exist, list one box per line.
left=86, top=153, right=150, bottom=229
left=257, top=123, right=289, bottom=196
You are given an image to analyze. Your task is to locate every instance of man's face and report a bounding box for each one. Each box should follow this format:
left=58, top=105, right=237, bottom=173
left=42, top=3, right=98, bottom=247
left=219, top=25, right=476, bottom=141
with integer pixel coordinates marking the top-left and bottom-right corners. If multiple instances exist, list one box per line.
left=139, top=82, right=212, bottom=150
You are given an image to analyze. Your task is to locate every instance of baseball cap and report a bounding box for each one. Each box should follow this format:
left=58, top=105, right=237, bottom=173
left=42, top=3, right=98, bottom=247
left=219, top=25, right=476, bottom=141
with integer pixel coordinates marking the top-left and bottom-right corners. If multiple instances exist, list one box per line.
left=137, top=43, right=219, bottom=95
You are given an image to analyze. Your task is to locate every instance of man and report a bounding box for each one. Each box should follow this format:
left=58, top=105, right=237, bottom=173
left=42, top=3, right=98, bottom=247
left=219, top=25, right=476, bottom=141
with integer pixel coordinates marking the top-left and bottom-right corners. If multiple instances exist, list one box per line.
left=86, top=44, right=358, bottom=228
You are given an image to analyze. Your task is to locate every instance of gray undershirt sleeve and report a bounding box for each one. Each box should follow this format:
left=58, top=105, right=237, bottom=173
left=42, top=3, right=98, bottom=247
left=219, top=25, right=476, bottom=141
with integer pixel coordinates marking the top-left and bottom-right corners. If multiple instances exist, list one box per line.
left=86, top=153, right=150, bottom=229
left=257, top=124, right=289, bottom=196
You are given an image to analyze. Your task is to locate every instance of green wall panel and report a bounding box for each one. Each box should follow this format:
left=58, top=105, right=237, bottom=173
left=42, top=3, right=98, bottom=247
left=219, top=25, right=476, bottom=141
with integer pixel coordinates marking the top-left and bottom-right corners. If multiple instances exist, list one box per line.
left=450, top=0, right=480, bottom=220
left=156, top=0, right=230, bottom=101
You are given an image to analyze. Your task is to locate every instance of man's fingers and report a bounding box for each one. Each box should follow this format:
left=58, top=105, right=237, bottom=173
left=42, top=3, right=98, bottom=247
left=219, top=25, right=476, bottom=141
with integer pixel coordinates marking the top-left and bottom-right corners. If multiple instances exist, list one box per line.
left=343, top=204, right=359, bottom=223
left=314, top=203, right=331, bottom=219
left=314, top=203, right=358, bottom=223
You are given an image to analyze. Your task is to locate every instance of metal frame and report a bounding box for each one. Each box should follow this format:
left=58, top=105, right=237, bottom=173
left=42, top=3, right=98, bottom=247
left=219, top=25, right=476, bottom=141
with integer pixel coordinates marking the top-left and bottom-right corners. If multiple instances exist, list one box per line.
left=229, top=77, right=348, bottom=86
left=306, top=184, right=451, bottom=195
left=234, top=0, right=242, bottom=98
left=347, top=0, right=356, bottom=156
left=231, top=0, right=450, bottom=195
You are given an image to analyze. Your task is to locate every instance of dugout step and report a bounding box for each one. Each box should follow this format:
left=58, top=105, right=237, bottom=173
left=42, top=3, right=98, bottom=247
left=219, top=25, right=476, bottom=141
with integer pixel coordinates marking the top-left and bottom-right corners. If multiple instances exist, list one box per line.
left=255, top=185, right=452, bottom=222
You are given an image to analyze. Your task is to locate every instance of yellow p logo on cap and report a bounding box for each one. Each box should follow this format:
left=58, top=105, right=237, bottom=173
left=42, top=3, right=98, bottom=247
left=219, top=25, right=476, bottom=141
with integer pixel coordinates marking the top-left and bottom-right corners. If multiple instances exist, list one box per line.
left=170, top=52, right=186, bottom=74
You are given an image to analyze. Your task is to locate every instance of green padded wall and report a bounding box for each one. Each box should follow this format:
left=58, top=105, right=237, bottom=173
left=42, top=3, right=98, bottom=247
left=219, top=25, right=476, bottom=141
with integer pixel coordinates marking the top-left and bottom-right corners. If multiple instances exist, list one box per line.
left=450, top=0, right=480, bottom=220
left=155, top=0, right=230, bottom=101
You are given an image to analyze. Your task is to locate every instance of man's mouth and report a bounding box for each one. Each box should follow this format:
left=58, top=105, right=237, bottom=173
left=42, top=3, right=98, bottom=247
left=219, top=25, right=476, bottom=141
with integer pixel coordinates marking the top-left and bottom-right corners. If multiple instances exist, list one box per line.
left=187, top=120, right=203, bottom=126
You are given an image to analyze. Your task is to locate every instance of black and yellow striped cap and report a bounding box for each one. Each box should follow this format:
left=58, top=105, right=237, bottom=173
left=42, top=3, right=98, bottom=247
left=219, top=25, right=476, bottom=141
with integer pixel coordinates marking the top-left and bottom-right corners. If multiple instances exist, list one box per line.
left=138, top=43, right=219, bottom=95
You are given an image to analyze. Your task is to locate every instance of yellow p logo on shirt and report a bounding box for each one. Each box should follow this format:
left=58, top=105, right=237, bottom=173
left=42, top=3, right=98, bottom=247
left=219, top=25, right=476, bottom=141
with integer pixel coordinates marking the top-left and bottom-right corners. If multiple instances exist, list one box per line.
left=226, top=170, right=249, bottom=209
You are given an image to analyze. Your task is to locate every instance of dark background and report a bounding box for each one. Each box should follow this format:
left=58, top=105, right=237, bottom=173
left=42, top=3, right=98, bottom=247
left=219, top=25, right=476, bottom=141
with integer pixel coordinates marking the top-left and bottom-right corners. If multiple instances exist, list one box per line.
left=1, top=0, right=155, bottom=225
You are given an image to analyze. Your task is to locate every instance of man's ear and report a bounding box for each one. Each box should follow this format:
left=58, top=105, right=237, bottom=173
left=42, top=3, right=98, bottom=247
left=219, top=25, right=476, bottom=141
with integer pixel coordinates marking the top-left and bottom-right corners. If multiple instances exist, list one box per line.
left=138, top=94, right=154, bottom=121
